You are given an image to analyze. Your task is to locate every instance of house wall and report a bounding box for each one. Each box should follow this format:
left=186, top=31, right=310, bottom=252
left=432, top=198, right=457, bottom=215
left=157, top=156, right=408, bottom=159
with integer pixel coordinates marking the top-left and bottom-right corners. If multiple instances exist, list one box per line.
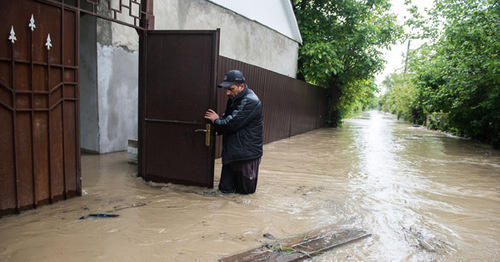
left=79, top=17, right=139, bottom=154
left=154, top=0, right=299, bottom=77
left=80, top=15, right=100, bottom=153
left=207, top=0, right=302, bottom=44
left=95, top=20, right=139, bottom=153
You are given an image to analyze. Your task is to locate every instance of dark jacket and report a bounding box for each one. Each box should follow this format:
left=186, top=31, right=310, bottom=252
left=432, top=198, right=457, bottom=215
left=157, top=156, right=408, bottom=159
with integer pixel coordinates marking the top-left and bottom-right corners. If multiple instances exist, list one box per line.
left=214, top=85, right=263, bottom=164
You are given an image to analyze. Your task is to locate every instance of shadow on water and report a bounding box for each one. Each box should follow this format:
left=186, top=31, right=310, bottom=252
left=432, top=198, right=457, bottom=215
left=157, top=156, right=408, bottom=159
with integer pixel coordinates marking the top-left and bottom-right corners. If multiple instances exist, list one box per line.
left=0, top=110, right=498, bottom=261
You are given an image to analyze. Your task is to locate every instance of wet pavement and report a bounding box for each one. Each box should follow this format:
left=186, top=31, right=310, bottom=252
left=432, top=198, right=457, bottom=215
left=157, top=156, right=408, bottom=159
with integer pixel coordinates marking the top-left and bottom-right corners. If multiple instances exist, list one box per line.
left=1, top=110, right=499, bottom=261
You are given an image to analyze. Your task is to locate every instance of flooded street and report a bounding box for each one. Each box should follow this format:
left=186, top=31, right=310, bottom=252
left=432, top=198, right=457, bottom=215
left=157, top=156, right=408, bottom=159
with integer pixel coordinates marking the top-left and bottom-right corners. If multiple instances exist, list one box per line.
left=1, top=110, right=499, bottom=261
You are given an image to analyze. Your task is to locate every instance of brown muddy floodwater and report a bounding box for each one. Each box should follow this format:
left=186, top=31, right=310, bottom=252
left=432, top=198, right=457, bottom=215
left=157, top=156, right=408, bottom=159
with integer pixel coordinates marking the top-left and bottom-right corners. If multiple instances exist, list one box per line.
left=1, top=110, right=499, bottom=261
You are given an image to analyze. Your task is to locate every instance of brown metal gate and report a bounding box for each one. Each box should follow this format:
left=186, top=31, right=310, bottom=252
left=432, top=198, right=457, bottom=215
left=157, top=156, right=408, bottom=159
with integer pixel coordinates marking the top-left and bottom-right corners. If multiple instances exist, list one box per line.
left=0, top=0, right=81, bottom=216
left=139, top=30, right=219, bottom=187
left=1, top=0, right=152, bottom=217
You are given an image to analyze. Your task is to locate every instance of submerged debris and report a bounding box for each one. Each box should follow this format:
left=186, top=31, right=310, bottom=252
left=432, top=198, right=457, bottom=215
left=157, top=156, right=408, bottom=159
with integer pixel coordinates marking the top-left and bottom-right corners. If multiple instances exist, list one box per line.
left=263, top=233, right=277, bottom=240
left=221, top=226, right=371, bottom=262
left=110, top=202, right=146, bottom=212
left=79, top=214, right=119, bottom=220
left=402, top=226, right=455, bottom=253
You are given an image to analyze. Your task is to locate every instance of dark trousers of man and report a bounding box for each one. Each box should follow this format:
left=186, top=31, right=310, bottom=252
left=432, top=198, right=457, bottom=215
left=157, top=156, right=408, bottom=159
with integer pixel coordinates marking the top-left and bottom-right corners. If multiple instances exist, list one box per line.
left=219, top=158, right=261, bottom=194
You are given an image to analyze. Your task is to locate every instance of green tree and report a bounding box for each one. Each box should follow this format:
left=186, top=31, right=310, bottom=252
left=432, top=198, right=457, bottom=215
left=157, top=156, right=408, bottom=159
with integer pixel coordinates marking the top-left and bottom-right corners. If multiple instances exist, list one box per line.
left=379, top=72, right=422, bottom=122
left=293, top=0, right=403, bottom=126
left=407, top=0, right=500, bottom=147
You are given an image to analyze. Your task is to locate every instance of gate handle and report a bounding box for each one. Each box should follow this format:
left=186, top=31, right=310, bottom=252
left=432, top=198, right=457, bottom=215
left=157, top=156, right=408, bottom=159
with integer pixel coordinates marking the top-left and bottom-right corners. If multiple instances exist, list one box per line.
left=194, top=124, right=211, bottom=147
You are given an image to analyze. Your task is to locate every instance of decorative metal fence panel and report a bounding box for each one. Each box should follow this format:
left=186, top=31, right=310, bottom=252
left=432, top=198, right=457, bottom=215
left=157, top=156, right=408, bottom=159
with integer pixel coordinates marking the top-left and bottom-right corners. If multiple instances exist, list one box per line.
left=1, top=0, right=81, bottom=217
left=36, top=0, right=153, bottom=30
left=215, top=56, right=326, bottom=157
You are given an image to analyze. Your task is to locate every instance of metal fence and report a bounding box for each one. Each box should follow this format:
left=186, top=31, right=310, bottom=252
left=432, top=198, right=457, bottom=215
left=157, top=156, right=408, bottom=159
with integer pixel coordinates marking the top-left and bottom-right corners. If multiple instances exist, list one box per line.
left=215, top=56, right=327, bottom=157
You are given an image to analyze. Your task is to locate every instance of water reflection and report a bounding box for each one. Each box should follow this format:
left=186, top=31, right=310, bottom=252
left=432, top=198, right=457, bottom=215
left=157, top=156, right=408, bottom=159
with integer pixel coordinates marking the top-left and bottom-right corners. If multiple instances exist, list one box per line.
left=0, top=111, right=498, bottom=261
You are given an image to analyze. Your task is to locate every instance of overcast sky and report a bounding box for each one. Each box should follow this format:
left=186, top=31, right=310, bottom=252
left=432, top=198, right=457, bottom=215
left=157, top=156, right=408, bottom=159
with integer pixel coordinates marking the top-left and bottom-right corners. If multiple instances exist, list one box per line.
left=375, top=0, right=434, bottom=88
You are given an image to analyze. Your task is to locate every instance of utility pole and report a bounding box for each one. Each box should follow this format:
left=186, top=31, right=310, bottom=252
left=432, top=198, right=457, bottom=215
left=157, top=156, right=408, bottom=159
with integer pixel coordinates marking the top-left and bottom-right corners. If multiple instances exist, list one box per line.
left=402, top=39, right=411, bottom=88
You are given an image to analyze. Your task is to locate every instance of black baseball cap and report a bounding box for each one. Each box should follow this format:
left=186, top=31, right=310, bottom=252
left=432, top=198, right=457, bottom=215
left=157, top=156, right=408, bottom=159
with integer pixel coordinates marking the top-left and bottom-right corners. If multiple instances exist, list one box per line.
left=218, top=70, right=246, bottom=88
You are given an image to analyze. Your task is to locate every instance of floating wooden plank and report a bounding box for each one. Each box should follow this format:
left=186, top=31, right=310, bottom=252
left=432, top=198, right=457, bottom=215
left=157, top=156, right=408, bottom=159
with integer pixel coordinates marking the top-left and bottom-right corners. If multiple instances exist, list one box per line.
left=220, top=225, right=371, bottom=262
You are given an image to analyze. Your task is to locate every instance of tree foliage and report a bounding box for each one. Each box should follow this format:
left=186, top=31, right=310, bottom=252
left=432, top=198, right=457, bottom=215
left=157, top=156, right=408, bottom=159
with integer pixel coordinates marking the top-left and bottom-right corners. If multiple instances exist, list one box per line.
left=381, top=0, right=500, bottom=148
left=293, top=0, right=403, bottom=126
left=379, top=72, right=423, bottom=122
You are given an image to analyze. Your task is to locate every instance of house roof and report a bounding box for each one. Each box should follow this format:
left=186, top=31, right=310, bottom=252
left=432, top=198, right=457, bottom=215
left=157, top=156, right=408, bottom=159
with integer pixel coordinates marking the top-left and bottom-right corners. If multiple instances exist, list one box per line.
left=207, top=0, right=302, bottom=44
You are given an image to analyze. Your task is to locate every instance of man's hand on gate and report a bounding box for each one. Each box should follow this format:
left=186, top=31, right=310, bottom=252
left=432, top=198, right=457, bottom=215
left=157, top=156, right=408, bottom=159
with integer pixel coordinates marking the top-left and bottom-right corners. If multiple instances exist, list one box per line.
left=204, top=109, right=219, bottom=123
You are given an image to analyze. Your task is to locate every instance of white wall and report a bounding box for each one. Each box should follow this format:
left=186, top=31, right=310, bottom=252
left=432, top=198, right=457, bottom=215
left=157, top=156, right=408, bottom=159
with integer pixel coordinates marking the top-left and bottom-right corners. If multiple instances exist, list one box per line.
left=207, top=0, right=302, bottom=43
left=96, top=42, right=138, bottom=153
left=83, top=19, right=139, bottom=154
left=154, top=0, right=299, bottom=77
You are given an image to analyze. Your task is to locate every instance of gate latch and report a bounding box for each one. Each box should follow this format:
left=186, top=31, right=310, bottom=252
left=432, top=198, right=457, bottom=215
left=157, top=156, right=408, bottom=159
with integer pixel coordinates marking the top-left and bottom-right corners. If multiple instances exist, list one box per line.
left=194, top=123, right=211, bottom=147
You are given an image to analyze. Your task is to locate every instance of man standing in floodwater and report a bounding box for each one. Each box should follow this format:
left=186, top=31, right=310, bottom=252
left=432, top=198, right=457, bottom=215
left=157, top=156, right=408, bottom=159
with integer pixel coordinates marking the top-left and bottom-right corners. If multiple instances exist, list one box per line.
left=204, top=70, right=263, bottom=194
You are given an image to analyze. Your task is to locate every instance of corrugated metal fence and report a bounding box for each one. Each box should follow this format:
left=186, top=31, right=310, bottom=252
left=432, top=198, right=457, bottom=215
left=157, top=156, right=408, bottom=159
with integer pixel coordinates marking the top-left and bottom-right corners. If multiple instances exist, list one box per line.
left=215, top=56, right=327, bottom=157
